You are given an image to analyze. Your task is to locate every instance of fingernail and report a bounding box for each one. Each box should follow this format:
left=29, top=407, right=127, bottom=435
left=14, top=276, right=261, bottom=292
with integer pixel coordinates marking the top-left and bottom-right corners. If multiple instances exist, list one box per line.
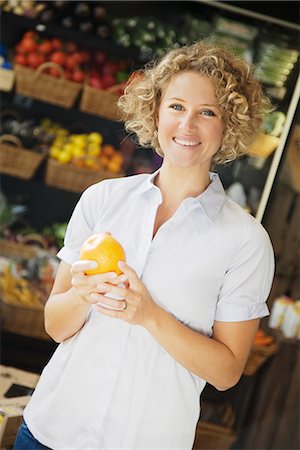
left=97, top=283, right=106, bottom=290
left=118, top=261, right=125, bottom=269
left=88, top=261, right=98, bottom=269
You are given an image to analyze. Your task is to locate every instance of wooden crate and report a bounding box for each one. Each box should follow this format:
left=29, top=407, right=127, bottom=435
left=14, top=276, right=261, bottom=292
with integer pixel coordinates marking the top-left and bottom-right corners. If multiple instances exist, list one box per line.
left=0, top=365, right=40, bottom=449
left=80, top=83, right=122, bottom=121
left=0, top=134, right=46, bottom=180
left=45, top=158, right=122, bottom=193
left=15, top=63, right=82, bottom=108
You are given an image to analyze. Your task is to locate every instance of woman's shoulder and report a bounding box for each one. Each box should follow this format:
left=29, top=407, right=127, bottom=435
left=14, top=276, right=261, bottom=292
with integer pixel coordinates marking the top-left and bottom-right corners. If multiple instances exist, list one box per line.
left=82, top=172, right=151, bottom=199
left=222, top=194, right=272, bottom=248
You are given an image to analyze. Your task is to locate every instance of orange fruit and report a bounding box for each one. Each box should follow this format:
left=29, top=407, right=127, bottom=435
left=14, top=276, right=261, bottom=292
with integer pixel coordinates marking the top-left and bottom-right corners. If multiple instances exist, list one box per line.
left=80, top=233, right=126, bottom=275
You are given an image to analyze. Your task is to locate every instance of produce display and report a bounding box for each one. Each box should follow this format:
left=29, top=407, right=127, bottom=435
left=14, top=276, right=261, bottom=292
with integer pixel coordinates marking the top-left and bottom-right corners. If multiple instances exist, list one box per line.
left=253, top=329, right=275, bottom=346
left=0, top=0, right=46, bottom=17
left=246, top=110, right=286, bottom=160
left=13, top=30, right=131, bottom=88
left=37, top=1, right=111, bottom=39
left=255, top=37, right=299, bottom=89
left=210, top=16, right=258, bottom=63
left=48, top=124, right=124, bottom=173
left=0, top=114, right=57, bottom=154
left=80, top=232, right=126, bottom=275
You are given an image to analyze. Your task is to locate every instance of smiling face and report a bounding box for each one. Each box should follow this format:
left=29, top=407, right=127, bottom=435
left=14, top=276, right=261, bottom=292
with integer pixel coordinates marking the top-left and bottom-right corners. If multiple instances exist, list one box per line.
left=157, top=71, right=225, bottom=171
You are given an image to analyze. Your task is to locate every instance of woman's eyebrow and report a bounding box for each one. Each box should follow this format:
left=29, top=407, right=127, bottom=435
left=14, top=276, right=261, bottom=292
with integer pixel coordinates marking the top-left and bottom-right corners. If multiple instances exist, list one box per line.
left=166, top=97, right=219, bottom=108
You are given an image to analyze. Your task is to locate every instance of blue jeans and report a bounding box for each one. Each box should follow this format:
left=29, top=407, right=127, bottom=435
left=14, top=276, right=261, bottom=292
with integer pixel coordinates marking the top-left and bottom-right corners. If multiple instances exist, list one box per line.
left=13, top=421, right=52, bottom=450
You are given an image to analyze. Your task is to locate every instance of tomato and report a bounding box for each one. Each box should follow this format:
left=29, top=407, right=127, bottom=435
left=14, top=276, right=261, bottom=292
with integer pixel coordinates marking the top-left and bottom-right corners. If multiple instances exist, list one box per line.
left=64, top=41, right=78, bottom=54
left=15, top=42, right=27, bottom=55
left=27, top=52, right=45, bottom=69
left=72, top=70, right=85, bottom=83
left=21, top=37, right=38, bottom=53
left=15, top=54, right=28, bottom=66
left=89, top=76, right=104, bottom=89
left=78, top=51, right=91, bottom=64
left=102, top=61, right=118, bottom=76
left=94, top=50, right=107, bottom=65
left=51, top=38, right=63, bottom=50
left=65, top=54, right=80, bottom=70
left=51, top=51, right=66, bottom=66
left=39, top=40, right=53, bottom=54
left=23, top=31, right=39, bottom=40
left=48, top=67, right=61, bottom=78
left=101, top=74, right=116, bottom=89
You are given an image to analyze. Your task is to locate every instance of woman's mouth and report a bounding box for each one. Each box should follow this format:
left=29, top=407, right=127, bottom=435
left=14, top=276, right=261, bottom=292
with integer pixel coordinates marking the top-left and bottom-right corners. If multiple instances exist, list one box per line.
left=173, top=137, right=201, bottom=147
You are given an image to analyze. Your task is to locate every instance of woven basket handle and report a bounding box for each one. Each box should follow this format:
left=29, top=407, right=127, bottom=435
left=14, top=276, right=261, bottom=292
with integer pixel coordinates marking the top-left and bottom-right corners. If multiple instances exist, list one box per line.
left=0, top=134, right=22, bottom=147
left=36, top=62, right=65, bottom=79
left=20, top=233, right=49, bottom=249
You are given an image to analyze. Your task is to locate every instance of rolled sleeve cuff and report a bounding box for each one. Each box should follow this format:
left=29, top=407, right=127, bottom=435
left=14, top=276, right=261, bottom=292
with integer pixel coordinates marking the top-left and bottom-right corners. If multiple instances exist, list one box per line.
left=215, top=302, right=270, bottom=322
left=57, top=246, right=79, bottom=266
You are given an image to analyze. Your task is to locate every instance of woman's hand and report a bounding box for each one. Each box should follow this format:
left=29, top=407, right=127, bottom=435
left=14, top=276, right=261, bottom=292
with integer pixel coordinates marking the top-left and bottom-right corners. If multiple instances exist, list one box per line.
left=93, top=261, right=158, bottom=328
left=70, top=260, right=127, bottom=305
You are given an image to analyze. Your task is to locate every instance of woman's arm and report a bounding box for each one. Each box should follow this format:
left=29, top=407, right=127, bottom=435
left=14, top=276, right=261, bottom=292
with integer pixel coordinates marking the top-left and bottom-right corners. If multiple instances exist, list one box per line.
left=44, top=260, right=125, bottom=343
left=93, top=261, right=260, bottom=390
left=147, top=309, right=259, bottom=390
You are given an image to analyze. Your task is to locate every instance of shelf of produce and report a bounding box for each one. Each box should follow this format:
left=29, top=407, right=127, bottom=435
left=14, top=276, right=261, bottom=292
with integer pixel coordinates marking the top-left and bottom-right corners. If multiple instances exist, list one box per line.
left=0, top=11, right=140, bottom=60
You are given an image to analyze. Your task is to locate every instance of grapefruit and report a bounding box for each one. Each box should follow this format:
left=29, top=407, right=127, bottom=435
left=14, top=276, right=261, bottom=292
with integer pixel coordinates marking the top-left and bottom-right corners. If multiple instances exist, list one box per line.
left=80, top=233, right=126, bottom=275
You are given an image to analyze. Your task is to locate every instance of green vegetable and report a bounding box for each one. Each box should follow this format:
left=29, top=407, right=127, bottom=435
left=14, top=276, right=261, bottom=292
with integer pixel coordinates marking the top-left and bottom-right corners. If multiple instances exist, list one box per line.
left=263, top=111, right=286, bottom=137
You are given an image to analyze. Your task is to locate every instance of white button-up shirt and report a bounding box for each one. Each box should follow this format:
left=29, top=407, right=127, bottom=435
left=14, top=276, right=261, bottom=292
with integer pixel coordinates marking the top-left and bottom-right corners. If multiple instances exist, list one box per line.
left=24, top=171, right=274, bottom=449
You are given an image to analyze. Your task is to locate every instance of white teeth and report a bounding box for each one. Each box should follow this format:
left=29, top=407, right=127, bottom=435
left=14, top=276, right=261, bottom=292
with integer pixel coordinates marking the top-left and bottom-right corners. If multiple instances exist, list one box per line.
left=174, top=138, right=200, bottom=147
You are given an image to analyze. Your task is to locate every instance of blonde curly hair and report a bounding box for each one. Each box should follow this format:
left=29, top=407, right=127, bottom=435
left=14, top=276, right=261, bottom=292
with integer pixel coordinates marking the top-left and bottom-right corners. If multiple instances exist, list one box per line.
left=118, top=40, right=272, bottom=165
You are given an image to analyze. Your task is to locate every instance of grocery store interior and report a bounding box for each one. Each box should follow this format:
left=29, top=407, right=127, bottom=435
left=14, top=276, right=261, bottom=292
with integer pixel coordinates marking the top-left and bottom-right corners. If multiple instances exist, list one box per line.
left=0, top=1, right=299, bottom=449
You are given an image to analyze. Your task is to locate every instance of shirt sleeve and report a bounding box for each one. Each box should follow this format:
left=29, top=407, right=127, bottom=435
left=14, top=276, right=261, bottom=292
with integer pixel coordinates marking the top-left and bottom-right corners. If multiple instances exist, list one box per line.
left=57, top=182, right=106, bottom=265
left=215, top=219, right=275, bottom=322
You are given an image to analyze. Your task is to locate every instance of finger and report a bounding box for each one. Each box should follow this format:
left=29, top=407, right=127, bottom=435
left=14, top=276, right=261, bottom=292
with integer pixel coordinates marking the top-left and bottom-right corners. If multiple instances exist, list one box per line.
left=109, top=273, right=128, bottom=286
left=96, top=283, right=127, bottom=299
left=91, top=293, right=127, bottom=311
left=94, top=303, right=125, bottom=320
left=71, top=260, right=98, bottom=274
left=118, top=261, right=139, bottom=285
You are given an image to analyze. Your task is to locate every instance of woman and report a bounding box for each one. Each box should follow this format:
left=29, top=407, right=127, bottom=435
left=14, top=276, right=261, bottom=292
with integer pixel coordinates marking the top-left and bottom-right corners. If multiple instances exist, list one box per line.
left=14, top=40, right=274, bottom=449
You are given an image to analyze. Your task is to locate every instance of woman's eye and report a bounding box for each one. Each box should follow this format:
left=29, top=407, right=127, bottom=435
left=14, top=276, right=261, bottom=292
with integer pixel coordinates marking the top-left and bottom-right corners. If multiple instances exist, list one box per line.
left=170, top=104, right=184, bottom=111
left=201, top=110, right=216, bottom=117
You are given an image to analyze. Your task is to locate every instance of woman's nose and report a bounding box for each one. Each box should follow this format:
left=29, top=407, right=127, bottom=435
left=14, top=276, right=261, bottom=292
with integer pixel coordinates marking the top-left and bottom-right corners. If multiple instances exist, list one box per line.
left=179, top=112, right=196, bottom=131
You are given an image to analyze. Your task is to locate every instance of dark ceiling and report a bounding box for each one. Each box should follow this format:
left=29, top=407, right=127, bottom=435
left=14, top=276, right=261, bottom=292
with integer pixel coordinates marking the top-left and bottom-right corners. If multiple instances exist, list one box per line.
left=226, top=1, right=300, bottom=26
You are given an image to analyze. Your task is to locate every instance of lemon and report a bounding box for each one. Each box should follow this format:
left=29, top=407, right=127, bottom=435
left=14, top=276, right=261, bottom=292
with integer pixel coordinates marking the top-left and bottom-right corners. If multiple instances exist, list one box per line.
left=88, top=132, right=103, bottom=145
left=57, top=151, right=72, bottom=164
left=50, top=146, right=60, bottom=159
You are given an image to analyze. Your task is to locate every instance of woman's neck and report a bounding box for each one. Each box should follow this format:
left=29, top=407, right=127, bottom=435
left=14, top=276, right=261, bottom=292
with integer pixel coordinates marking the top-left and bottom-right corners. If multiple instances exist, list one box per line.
left=154, top=162, right=211, bottom=206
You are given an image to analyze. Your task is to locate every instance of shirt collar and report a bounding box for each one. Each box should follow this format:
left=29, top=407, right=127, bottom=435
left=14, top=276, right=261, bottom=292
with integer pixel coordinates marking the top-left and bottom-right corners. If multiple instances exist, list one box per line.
left=196, top=172, right=226, bottom=223
left=131, top=168, right=161, bottom=197
left=132, top=169, right=226, bottom=223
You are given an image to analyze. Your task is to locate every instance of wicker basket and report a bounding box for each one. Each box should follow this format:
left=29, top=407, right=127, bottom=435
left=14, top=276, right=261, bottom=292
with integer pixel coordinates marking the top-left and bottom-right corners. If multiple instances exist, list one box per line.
left=15, top=62, right=82, bottom=108
left=80, top=83, right=123, bottom=121
left=243, top=341, right=278, bottom=376
left=0, top=67, right=15, bottom=92
left=0, top=134, right=46, bottom=180
left=0, top=296, right=49, bottom=340
left=0, top=239, right=50, bottom=340
left=0, top=239, right=41, bottom=260
left=45, top=158, right=123, bottom=193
